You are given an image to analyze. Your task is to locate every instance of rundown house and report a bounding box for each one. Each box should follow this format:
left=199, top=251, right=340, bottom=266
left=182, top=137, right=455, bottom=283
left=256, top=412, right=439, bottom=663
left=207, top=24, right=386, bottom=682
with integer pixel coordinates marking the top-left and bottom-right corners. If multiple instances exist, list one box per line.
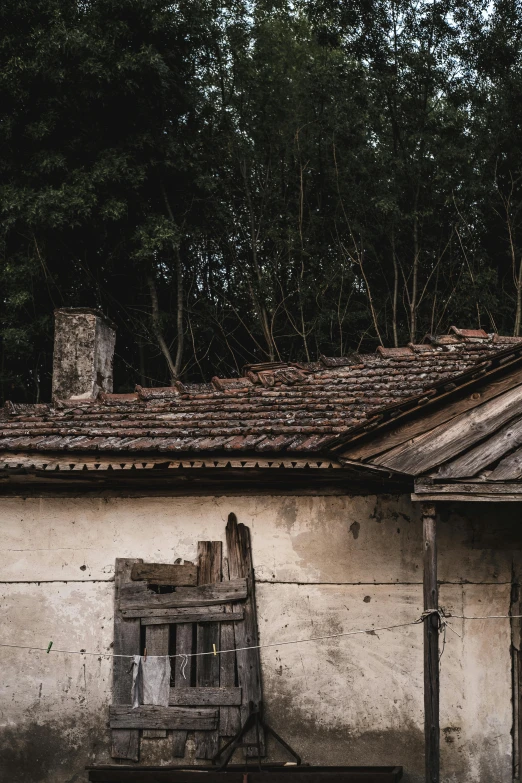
left=4, top=309, right=522, bottom=783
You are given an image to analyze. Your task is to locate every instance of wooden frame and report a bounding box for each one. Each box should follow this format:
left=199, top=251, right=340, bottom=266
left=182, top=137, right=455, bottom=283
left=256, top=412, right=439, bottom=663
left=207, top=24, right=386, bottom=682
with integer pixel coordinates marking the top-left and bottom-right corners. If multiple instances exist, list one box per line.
left=111, top=515, right=263, bottom=763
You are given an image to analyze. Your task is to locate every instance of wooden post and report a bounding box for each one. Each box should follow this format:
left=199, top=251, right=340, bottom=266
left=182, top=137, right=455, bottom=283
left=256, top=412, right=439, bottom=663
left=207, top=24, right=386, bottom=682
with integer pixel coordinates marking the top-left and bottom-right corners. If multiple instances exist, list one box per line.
left=422, top=503, right=439, bottom=783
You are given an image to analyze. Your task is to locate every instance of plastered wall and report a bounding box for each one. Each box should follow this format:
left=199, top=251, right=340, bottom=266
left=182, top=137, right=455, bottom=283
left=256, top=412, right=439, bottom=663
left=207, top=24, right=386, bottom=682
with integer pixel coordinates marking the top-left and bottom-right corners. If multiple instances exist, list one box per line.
left=0, top=494, right=519, bottom=783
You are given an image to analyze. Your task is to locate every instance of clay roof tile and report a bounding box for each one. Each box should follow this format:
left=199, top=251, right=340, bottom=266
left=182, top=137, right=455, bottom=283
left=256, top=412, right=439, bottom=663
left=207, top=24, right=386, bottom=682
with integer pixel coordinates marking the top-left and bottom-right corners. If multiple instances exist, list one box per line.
left=449, top=326, right=488, bottom=339
left=376, top=346, right=414, bottom=357
left=2, top=329, right=520, bottom=456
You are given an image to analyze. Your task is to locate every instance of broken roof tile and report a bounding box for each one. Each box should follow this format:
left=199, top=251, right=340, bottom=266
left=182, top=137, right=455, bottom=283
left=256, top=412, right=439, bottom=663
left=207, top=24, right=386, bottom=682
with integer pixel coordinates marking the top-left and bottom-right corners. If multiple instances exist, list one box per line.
left=493, top=334, right=522, bottom=344
left=99, top=392, right=139, bottom=403
left=320, top=354, right=361, bottom=367
left=136, top=385, right=182, bottom=400
left=212, top=377, right=253, bottom=392
left=1, top=329, right=520, bottom=456
left=449, top=326, right=488, bottom=339
left=408, top=343, right=436, bottom=353
left=376, top=346, right=414, bottom=357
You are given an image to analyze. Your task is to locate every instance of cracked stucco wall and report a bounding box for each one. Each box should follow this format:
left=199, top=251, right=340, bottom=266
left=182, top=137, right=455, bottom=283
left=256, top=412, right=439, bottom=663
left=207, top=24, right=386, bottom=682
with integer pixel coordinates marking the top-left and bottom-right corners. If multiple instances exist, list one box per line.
left=0, top=495, right=519, bottom=783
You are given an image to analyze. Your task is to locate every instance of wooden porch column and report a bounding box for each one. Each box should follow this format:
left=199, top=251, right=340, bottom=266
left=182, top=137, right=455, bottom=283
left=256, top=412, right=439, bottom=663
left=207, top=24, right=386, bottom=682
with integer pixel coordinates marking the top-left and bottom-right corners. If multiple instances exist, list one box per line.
left=422, top=503, right=439, bottom=783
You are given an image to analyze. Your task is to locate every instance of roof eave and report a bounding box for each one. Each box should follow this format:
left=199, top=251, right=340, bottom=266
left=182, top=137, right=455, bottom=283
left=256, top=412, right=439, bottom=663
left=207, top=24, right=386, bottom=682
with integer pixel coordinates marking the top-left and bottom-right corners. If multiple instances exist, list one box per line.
left=326, top=342, right=522, bottom=456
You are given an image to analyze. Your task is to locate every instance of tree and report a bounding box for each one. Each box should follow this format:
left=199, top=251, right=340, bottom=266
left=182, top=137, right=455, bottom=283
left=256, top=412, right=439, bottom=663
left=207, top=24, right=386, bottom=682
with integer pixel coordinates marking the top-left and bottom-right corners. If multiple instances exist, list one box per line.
left=1, top=0, right=521, bottom=402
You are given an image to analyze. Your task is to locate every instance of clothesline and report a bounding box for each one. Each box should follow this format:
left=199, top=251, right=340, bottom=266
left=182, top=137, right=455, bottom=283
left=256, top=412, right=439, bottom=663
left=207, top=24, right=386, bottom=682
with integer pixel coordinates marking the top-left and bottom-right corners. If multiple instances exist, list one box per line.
left=0, top=610, right=519, bottom=660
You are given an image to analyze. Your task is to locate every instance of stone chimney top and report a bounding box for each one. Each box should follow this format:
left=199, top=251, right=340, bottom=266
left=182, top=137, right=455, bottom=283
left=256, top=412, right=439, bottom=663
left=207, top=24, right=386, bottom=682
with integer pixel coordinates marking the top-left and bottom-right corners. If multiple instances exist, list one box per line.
left=52, top=308, right=116, bottom=401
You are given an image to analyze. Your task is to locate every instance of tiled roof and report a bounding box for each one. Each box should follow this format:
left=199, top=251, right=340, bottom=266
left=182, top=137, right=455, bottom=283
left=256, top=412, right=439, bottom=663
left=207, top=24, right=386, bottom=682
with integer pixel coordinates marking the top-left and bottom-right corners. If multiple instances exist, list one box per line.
left=0, top=329, right=520, bottom=455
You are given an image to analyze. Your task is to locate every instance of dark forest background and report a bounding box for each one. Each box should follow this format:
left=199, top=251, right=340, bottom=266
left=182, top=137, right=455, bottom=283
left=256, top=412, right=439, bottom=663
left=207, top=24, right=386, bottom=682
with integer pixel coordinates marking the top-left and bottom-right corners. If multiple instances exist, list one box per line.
left=2, top=0, right=522, bottom=402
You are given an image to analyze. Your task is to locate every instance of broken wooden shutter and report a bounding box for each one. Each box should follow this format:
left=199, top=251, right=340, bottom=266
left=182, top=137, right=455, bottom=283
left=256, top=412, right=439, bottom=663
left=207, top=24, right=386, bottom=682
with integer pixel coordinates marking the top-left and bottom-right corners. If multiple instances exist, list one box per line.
left=110, top=515, right=262, bottom=762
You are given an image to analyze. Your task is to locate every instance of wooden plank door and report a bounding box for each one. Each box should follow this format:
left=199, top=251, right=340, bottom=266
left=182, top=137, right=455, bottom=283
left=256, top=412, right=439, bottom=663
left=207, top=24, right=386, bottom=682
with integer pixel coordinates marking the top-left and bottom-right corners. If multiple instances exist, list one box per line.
left=110, top=515, right=263, bottom=763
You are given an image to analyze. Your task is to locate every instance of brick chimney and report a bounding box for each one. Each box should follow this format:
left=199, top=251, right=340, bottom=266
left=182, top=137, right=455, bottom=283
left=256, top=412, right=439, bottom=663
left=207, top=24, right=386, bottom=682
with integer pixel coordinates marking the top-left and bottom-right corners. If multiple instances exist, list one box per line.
left=52, top=308, right=116, bottom=400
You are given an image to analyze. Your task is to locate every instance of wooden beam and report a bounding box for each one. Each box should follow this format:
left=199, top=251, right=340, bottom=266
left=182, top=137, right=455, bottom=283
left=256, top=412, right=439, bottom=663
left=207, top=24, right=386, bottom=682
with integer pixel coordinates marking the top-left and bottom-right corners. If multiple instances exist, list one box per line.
left=109, top=706, right=217, bottom=731
left=422, top=504, right=439, bottom=783
left=130, top=562, right=197, bottom=585
left=414, top=493, right=522, bottom=502
left=372, top=384, right=522, bottom=475
left=171, top=621, right=192, bottom=757
left=488, top=446, right=522, bottom=480
left=415, top=480, right=522, bottom=494
left=414, top=481, right=522, bottom=501
left=436, top=415, right=522, bottom=478
left=340, top=365, right=522, bottom=461
left=139, top=609, right=244, bottom=625
left=121, top=604, right=242, bottom=620
left=0, top=451, right=343, bottom=471
left=195, top=541, right=222, bottom=759
left=169, top=687, right=242, bottom=706
left=219, top=555, right=241, bottom=738
left=119, top=578, right=247, bottom=610
left=87, top=767, right=405, bottom=783
left=226, top=512, right=264, bottom=756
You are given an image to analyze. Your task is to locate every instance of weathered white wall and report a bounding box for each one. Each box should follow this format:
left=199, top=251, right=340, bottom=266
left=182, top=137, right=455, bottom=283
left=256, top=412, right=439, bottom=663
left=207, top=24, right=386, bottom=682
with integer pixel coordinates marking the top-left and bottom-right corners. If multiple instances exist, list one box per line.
left=0, top=495, right=519, bottom=783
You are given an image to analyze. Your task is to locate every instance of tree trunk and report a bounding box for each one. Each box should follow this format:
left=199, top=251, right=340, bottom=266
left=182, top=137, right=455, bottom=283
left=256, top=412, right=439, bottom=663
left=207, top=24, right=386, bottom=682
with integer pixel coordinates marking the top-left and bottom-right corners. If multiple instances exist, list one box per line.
left=410, top=212, right=419, bottom=344
left=514, top=251, right=522, bottom=337
left=161, top=184, right=184, bottom=377
left=392, top=228, right=399, bottom=347
left=147, top=276, right=178, bottom=384
left=138, top=339, right=146, bottom=388
left=174, top=245, right=184, bottom=378
left=241, top=160, right=276, bottom=361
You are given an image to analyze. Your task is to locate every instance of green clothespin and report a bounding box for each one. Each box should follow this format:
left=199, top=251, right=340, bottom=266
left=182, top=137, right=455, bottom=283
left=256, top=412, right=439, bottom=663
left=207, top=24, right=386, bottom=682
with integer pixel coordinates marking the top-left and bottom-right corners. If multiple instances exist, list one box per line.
left=46, top=641, right=53, bottom=654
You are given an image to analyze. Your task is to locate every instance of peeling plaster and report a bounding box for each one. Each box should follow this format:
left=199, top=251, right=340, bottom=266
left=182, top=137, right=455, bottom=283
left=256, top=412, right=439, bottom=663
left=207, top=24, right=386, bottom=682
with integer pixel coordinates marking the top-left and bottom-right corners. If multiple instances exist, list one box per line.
left=0, top=494, right=519, bottom=782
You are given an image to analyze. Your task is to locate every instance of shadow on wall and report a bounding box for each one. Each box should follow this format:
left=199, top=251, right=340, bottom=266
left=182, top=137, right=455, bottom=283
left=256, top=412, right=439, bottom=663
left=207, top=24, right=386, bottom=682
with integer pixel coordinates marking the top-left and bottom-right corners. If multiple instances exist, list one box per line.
left=0, top=715, right=109, bottom=783
left=264, top=694, right=424, bottom=783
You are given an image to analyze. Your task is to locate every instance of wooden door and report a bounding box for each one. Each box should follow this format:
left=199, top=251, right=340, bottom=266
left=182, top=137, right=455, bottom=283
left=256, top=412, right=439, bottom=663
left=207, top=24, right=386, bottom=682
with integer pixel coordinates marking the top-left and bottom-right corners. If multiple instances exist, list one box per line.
left=110, top=514, right=262, bottom=762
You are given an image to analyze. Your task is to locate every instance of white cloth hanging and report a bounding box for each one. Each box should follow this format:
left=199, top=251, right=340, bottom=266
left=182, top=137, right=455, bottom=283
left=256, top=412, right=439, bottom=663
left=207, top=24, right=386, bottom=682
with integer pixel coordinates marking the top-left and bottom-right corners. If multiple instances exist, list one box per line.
left=131, top=655, right=171, bottom=708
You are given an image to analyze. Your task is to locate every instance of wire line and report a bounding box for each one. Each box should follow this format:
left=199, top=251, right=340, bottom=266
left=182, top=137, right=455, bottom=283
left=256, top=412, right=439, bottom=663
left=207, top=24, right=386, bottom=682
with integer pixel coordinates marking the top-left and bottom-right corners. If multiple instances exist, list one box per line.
left=0, top=611, right=517, bottom=661
left=0, top=619, right=422, bottom=659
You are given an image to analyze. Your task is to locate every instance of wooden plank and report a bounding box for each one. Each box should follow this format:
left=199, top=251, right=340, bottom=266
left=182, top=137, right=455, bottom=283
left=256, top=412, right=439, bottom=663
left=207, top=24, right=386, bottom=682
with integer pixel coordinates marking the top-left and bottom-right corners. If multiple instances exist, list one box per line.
left=87, top=768, right=405, bottom=783
left=219, top=556, right=241, bottom=737
left=111, top=558, right=141, bottom=761
left=373, top=384, right=522, bottom=476
left=195, top=541, right=222, bottom=759
left=415, top=482, right=522, bottom=495
left=140, top=610, right=244, bottom=626
left=422, top=505, right=439, bottom=783
left=436, top=415, right=522, bottom=479
left=87, top=769, right=405, bottom=783
left=119, top=578, right=247, bottom=610
left=169, top=687, right=241, bottom=706
left=413, top=492, right=522, bottom=502
left=486, top=445, right=522, bottom=480
left=131, top=562, right=197, bottom=585
left=171, top=621, right=193, bottom=757
left=122, top=604, right=239, bottom=620
left=142, top=624, right=170, bottom=738
left=109, top=706, right=217, bottom=730
left=226, top=513, right=264, bottom=756
left=341, top=366, right=522, bottom=461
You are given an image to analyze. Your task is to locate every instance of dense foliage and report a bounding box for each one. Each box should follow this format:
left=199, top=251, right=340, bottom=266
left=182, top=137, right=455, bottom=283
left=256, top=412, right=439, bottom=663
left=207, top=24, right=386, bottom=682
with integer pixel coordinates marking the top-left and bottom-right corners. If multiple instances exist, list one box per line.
left=1, top=0, right=522, bottom=400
